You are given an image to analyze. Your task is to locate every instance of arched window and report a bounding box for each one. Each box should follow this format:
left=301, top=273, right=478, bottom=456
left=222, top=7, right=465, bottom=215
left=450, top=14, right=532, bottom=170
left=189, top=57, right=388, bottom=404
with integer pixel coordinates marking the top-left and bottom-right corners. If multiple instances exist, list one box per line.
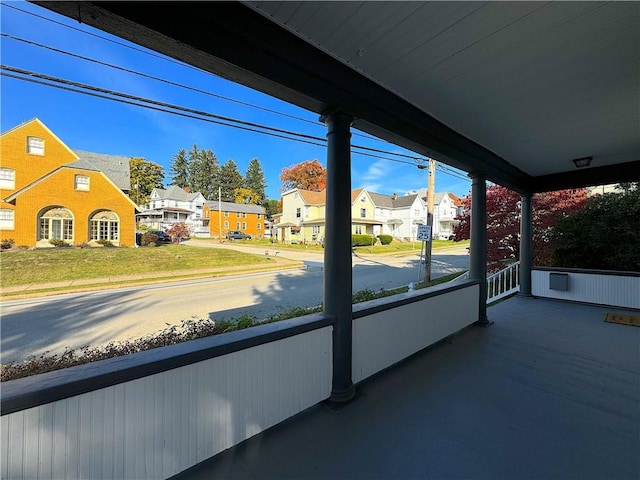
left=90, top=211, right=119, bottom=242
left=39, top=207, right=74, bottom=241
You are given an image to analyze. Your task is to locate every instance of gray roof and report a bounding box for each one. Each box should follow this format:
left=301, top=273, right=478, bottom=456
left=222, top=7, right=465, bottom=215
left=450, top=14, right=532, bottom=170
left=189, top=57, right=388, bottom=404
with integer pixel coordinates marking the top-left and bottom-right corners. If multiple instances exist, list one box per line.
left=206, top=201, right=265, bottom=214
left=393, top=194, right=419, bottom=208
left=368, top=191, right=419, bottom=209
left=70, top=150, right=131, bottom=191
left=153, top=185, right=204, bottom=202
left=413, top=189, right=448, bottom=206
left=368, top=191, right=395, bottom=208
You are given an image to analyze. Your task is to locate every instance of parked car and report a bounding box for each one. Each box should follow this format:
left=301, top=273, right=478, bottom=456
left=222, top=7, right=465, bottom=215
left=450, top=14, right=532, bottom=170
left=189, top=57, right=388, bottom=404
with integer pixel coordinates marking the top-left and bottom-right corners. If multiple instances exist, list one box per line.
left=148, top=230, right=172, bottom=243
left=227, top=231, right=251, bottom=240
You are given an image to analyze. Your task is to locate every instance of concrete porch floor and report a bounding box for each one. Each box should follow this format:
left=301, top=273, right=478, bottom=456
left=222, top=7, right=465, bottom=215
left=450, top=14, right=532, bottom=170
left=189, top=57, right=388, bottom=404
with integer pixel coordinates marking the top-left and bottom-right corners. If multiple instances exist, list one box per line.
left=173, top=296, right=640, bottom=480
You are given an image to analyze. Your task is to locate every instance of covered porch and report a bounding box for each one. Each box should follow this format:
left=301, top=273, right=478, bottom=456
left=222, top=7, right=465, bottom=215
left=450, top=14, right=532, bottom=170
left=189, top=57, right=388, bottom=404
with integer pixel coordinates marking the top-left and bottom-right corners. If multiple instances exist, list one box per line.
left=176, top=295, right=639, bottom=480
left=3, top=2, right=639, bottom=479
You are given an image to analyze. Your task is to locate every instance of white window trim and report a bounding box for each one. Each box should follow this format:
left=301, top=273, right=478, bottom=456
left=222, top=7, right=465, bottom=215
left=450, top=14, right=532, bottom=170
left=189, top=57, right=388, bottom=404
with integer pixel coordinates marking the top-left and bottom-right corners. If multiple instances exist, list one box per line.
left=0, top=209, right=15, bottom=229
left=75, top=175, right=90, bottom=191
left=27, top=136, right=45, bottom=155
left=0, top=168, right=15, bottom=190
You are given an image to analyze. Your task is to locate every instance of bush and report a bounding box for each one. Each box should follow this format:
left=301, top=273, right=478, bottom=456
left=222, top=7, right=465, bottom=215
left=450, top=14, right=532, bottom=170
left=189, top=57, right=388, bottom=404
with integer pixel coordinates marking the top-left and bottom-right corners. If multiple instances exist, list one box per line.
left=97, top=239, right=115, bottom=247
left=352, top=234, right=375, bottom=246
left=141, top=232, right=159, bottom=246
left=377, top=234, right=393, bottom=245
left=1, top=238, right=15, bottom=250
left=49, top=239, right=71, bottom=247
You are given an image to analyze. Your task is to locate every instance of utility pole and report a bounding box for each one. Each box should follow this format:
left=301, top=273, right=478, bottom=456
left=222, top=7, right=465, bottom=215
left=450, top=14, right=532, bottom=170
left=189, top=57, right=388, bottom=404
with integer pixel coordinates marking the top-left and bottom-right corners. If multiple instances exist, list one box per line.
left=218, top=186, right=223, bottom=243
left=425, top=159, right=436, bottom=283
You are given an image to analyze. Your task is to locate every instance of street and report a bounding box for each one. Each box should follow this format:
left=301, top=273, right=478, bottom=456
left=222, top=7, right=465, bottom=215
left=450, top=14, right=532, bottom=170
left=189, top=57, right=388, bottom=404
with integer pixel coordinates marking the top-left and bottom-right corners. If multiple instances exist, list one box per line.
left=0, top=246, right=468, bottom=364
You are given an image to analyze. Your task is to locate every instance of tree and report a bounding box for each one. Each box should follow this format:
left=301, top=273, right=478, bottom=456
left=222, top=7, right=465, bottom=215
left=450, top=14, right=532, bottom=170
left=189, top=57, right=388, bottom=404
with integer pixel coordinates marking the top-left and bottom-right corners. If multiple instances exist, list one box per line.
left=454, top=185, right=587, bottom=270
left=170, top=149, right=189, bottom=187
left=129, top=157, right=165, bottom=206
left=279, top=159, right=326, bottom=192
left=552, top=184, right=640, bottom=271
left=233, top=187, right=261, bottom=205
left=166, top=222, right=192, bottom=244
left=244, top=158, right=267, bottom=203
left=217, top=159, right=244, bottom=202
left=188, top=145, right=219, bottom=199
left=263, top=199, right=280, bottom=217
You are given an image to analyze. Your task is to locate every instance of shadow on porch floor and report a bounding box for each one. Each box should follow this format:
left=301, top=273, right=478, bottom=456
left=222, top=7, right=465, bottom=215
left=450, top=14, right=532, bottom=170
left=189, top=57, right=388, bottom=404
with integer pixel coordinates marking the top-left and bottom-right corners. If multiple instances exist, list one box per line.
left=173, top=296, right=640, bottom=480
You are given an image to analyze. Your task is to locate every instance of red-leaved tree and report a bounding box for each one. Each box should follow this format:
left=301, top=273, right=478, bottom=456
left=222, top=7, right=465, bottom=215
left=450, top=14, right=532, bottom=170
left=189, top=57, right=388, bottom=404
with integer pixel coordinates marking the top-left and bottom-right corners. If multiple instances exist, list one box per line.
left=279, top=159, right=326, bottom=192
left=454, top=185, right=587, bottom=270
left=166, top=222, right=192, bottom=244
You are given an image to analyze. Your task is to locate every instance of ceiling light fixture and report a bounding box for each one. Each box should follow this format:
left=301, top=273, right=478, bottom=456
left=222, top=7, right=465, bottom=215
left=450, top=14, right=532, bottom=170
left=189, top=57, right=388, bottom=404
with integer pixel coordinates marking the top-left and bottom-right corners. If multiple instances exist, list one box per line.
left=572, top=156, right=592, bottom=168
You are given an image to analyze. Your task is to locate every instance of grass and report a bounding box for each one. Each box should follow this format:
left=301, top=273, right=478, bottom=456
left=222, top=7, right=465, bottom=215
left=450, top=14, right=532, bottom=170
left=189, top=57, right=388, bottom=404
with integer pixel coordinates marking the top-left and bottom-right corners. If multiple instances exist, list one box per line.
left=352, top=239, right=469, bottom=254
left=191, top=237, right=470, bottom=255
left=0, top=245, right=271, bottom=287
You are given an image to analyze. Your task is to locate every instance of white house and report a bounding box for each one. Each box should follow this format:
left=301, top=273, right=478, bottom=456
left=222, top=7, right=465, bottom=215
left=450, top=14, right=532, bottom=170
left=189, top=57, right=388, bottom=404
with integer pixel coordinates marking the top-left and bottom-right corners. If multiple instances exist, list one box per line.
left=370, top=190, right=463, bottom=240
left=136, top=185, right=207, bottom=234
left=368, top=192, right=426, bottom=240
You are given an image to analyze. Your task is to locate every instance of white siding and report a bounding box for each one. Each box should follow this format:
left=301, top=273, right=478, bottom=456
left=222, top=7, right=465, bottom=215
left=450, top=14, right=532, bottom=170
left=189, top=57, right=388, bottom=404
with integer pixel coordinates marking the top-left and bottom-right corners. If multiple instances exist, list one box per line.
left=1, top=328, right=332, bottom=480
left=353, top=285, right=479, bottom=383
left=532, top=270, right=640, bottom=309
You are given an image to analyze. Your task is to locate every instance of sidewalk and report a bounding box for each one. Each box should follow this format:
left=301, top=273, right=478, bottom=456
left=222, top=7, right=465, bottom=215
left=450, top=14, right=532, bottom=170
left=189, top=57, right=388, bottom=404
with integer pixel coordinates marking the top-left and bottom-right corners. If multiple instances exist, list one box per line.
left=1, top=256, right=303, bottom=298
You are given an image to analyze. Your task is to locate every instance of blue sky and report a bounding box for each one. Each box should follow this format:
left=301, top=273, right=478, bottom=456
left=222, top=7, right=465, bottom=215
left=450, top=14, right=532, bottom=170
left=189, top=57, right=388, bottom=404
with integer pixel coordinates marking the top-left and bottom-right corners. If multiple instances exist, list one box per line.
left=1, top=1, right=471, bottom=201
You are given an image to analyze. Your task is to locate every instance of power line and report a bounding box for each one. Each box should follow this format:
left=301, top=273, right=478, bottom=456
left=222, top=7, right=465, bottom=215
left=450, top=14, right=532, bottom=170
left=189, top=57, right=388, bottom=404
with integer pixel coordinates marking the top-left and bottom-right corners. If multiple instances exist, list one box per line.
left=0, top=10, right=383, bottom=143
left=2, top=65, right=469, bottom=182
left=1, top=33, right=326, bottom=129
left=2, top=3, right=200, bottom=72
left=2, top=65, right=425, bottom=162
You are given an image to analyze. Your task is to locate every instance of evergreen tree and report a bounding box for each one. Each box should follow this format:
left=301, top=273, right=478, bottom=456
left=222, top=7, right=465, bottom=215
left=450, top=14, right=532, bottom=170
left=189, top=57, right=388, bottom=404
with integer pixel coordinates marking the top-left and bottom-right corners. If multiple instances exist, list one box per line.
left=217, top=159, right=244, bottom=202
left=188, top=145, right=219, bottom=199
left=244, top=158, right=267, bottom=203
left=170, top=149, right=189, bottom=187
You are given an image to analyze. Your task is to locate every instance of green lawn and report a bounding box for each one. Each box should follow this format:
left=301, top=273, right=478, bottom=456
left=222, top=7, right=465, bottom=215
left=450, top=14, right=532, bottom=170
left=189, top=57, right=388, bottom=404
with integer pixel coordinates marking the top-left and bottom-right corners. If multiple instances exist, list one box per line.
left=0, top=245, right=271, bottom=287
left=352, top=239, right=469, bottom=254
left=192, top=237, right=469, bottom=255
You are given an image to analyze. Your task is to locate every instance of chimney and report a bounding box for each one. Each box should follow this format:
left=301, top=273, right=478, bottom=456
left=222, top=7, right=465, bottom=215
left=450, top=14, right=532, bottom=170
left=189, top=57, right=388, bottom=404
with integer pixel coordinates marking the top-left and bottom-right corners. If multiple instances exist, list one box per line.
left=183, top=187, right=190, bottom=193
left=392, top=193, right=398, bottom=200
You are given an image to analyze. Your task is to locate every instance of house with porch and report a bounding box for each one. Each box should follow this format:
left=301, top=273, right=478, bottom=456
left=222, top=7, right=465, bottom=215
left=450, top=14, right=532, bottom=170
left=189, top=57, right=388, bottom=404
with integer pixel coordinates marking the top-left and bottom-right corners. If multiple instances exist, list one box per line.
left=369, top=191, right=425, bottom=240
left=203, top=200, right=266, bottom=238
left=136, top=185, right=206, bottom=234
left=5, top=3, right=639, bottom=480
left=277, top=187, right=382, bottom=243
left=0, top=118, right=138, bottom=247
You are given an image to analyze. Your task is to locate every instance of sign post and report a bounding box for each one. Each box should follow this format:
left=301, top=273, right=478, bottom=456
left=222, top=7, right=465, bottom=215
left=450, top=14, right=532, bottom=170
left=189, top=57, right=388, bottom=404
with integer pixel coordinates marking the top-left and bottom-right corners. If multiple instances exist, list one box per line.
left=416, top=224, right=432, bottom=283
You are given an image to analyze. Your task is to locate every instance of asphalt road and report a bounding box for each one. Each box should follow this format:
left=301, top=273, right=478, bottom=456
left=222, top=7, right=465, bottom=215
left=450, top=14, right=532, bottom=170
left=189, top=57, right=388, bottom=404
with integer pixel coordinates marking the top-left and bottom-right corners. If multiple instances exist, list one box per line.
left=0, top=246, right=468, bottom=364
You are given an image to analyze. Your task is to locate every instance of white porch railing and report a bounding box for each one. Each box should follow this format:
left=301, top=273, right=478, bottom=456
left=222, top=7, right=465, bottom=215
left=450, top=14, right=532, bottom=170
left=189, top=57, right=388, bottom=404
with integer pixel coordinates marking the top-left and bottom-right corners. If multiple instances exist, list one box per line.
left=486, top=261, right=520, bottom=304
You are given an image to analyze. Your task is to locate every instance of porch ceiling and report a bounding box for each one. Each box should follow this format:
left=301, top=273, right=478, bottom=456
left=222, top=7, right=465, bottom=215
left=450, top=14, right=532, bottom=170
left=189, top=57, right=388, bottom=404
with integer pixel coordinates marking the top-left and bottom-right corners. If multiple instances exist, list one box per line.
left=36, top=2, right=640, bottom=193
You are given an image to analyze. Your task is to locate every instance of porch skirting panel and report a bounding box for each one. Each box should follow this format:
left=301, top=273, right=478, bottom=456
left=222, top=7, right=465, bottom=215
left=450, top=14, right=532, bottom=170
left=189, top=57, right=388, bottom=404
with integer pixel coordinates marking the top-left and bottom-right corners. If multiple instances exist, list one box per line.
left=352, top=284, right=479, bottom=383
left=532, top=269, right=640, bottom=309
left=1, top=328, right=333, bottom=480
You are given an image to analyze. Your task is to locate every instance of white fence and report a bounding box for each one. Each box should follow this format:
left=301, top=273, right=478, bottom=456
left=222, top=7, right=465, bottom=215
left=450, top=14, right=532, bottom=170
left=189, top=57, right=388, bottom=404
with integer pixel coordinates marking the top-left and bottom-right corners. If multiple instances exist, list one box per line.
left=532, top=269, right=640, bottom=309
left=1, top=283, right=480, bottom=480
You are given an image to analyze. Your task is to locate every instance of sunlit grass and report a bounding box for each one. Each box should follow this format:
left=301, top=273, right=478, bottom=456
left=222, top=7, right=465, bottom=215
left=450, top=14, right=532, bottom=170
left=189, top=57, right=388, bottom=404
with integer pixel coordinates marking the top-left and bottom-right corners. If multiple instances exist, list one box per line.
left=191, top=237, right=470, bottom=254
left=353, top=239, right=469, bottom=254
left=0, top=245, right=270, bottom=287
